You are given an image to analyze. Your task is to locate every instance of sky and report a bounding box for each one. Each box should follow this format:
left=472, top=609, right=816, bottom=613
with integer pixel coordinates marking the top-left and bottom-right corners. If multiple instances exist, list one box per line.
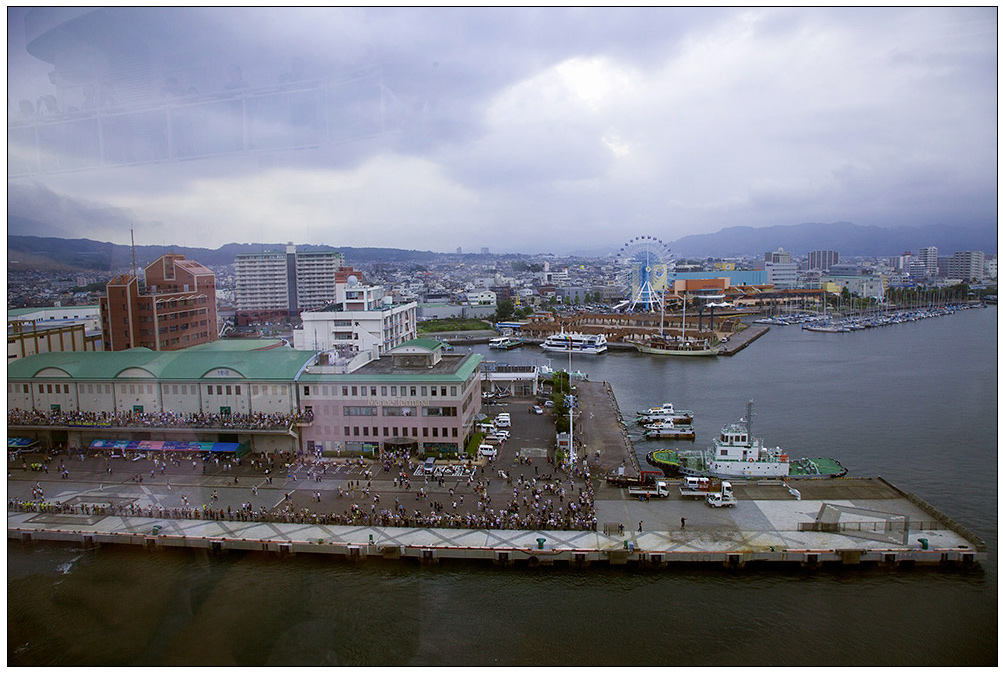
left=6, top=7, right=998, bottom=255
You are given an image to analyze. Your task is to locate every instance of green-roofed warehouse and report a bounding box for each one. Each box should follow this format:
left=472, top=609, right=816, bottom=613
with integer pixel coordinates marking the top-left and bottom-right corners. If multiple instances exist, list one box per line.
left=8, top=340, right=488, bottom=458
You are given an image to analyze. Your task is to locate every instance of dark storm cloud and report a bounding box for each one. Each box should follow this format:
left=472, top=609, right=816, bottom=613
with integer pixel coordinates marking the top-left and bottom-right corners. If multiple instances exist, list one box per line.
left=7, top=7, right=998, bottom=253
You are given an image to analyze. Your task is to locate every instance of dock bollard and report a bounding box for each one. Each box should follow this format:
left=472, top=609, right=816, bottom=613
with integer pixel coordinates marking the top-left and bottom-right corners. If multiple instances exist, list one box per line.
left=537, top=538, right=546, bottom=550
left=918, top=538, right=929, bottom=550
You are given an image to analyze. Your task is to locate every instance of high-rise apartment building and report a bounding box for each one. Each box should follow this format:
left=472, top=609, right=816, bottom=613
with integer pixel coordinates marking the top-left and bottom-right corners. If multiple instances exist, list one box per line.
left=234, top=243, right=344, bottom=321
left=947, top=251, right=985, bottom=282
left=808, top=250, right=839, bottom=271
left=916, top=247, right=939, bottom=278
left=100, top=253, right=217, bottom=351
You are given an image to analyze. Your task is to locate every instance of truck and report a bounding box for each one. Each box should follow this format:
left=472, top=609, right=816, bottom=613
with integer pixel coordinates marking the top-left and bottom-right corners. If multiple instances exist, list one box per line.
left=679, top=476, right=733, bottom=501
left=606, top=469, right=664, bottom=488
left=705, top=481, right=736, bottom=507
left=628, top=480, right=671, bottom=499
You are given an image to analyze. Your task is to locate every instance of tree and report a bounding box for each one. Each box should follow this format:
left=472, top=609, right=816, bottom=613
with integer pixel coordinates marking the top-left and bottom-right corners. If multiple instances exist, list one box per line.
left=494, top=299, right=515, bottom=322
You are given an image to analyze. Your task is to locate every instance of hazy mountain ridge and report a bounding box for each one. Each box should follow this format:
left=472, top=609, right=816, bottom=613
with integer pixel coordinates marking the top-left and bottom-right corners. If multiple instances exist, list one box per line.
left=666, top=221, right=997, bottom=258
left=8, top=219, right=997, bottom=273
left=6, top=234, right=450, bottom=272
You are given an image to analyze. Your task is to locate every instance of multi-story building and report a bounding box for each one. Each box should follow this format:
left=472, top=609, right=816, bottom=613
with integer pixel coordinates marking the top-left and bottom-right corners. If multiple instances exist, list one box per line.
left=808, top=250, right=839, bottom=271
left=765, top=262, right=799, bottom=290
left=8, top=305, right=104, bottom=361
left=8, top=339, right=483, bottom=458
left=765, top=247, right=793, bottom=264
left=916, top=246, right=939, bottom=278
left=293, top=279, right=417, bottom=356
left=298, top=339, right=482, bottom=456
left=947, top=251, right=985, bottom=282
left=234, top=243, right=345, bottom=322
left=983, top=256, right=997, bottom=280
left=99, top=253, right=217, bottom=351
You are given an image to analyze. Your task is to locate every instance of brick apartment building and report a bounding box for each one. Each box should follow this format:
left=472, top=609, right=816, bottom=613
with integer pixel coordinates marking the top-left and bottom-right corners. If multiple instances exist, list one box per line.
left=100, top=253, right=218, bottom=351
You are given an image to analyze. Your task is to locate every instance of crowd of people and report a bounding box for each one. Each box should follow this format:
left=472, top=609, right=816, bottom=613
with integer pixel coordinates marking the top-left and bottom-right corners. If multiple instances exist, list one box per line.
left=8, top=408, right=312, bottom=430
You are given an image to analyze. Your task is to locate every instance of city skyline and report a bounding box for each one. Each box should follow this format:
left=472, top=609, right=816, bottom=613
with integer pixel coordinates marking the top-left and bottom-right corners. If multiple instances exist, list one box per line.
left=7, top=7, right=998, bottom=254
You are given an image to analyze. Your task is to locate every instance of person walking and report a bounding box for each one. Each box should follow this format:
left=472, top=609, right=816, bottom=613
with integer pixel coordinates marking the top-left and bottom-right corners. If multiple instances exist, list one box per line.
left=638, top=520, right=643, bottom=532
left=680, top=516, right=686, bottom=530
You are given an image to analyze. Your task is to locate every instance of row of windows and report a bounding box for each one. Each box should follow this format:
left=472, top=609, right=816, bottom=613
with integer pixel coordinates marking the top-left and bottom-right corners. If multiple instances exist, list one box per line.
left=303, top=384, right=459, bottom=398
left=11, top=382, right=290, bottom=397
left=342, top=405, right=457, bottom=417
left=343, top=426, right=459, bottom=438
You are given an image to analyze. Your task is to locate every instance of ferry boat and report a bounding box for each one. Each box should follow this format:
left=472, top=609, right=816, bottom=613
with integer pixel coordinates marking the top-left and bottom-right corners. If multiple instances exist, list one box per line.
left=643, top=420, right=695, bottom=440
left=636, top=403, right=694, bottom=425
left=644, top=400, right=847, bottom=480
left=540, top=330, right=608, bottom=354
left=634, top=334, right=719, bottom=356
left=488, top=336, right=524, bottom=350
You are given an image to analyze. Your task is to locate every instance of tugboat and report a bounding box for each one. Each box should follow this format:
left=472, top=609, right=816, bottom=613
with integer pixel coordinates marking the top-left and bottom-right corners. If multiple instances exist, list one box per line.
left=645, top=400, right=847, bottom=479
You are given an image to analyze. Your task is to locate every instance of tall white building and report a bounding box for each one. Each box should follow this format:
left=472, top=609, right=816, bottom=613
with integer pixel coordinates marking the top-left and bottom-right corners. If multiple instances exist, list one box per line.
left=916, top=246, right=939, bottom=278
left=235, top=243, right=344, bottom=314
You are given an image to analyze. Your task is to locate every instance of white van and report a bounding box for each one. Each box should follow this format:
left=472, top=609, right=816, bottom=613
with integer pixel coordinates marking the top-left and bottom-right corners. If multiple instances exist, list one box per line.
left=495, top=413, right=511, bottom=428
left=478, top=444, right=498, bottom=458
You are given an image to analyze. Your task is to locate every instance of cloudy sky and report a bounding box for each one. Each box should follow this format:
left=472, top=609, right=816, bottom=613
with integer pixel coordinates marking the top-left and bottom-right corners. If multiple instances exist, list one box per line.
left=7, top=7, right=998, bottom=254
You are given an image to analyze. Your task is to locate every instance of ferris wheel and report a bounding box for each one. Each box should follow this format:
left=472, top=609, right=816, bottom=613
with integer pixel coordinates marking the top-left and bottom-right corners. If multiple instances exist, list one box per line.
left=614, top=235, right=675, bottom=312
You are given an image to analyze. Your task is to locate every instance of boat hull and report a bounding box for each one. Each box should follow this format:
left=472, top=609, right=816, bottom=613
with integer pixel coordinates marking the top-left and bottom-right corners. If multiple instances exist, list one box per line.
left=634, top=343, right=719, bottom=356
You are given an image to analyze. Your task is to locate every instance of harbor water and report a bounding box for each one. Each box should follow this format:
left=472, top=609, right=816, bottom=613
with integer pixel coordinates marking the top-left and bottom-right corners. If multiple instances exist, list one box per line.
left=8, top=307, right=997, bottom=666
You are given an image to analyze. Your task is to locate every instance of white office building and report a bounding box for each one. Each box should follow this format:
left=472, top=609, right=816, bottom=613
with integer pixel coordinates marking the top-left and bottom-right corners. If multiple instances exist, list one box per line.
left=294, top=279, right=418, bottom=356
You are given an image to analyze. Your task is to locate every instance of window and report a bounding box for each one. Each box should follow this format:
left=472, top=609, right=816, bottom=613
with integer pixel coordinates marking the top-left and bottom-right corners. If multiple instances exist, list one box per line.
left=421, top=386, right=427, bottom=396
left=353, top=427, right=360, bottom=436
left=441, top=387, right=447, bottom=397
left=410, top=386, right=417, bottom=396
left=64, top=384, right=70, bottom=394
left=423, top=427, right=429, bottom=437
left=344, top=426, right=350, bottom=436
left=342, top=386, right=349, bottom=396
left=360, top=387, right=367, bottom=396
left=411, top=427, right=418, bottom=437
left=431, top=387, right=437, bottom=397
left=362, top=427, right=369, bottom=436
left=47, top=384, right=54, bottom=394
left=351, top=386, right=358, bottom=396
left=432, top=427, right=439, bottom=438
left=381, top=386, right=388, bottom=396
left=390, top=386, right=398, bottom=396
left=383, top=427, right=389, bottom=436
left=422, top=406, right=457, bottom=417
left=217, top=385, right=223, bottom=395
left=225, top=385, right=232, bottom=396
left=382, top=406, right=416, bottom=417
left=344, top=406, right=378, bottom=416
left=452, top=428, right=458, bottom=437
left=372, top=427, right=378, bottom=437
left=235, top=385, right=241, bottom=395
left=208, top=386, right=214, bottom=395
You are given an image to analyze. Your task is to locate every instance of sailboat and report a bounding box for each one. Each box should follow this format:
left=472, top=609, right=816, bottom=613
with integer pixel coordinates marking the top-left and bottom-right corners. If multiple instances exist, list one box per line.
left=633, top=294, right=720, bottom=356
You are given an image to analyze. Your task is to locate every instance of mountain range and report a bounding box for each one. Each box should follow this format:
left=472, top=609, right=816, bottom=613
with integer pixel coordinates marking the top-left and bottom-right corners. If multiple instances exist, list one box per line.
left=7, top=221, right=997, bottom=273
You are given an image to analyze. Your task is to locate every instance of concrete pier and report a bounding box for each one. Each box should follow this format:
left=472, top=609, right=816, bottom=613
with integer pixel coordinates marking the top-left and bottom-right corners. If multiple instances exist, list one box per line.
left=7, top=475, right=986, bottom=568
left=8, top=378, right=986, bottom=569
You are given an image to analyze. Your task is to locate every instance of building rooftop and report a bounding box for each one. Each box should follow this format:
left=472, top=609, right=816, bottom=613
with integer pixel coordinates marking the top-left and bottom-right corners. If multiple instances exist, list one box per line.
left=7, top=348, right=315, bottom=382
left=299, top=352, right=482, bottom=383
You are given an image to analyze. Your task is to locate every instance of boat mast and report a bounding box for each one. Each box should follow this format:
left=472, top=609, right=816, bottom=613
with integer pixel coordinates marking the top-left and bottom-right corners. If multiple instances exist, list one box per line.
left=744, top=399, right=754, bottom=439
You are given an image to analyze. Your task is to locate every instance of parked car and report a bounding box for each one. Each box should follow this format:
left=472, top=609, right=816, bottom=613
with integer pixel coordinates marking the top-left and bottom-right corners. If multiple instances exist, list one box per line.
left=531, top=405, right=544, bottom=415
left=477, top=444, right=498, bottom=458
